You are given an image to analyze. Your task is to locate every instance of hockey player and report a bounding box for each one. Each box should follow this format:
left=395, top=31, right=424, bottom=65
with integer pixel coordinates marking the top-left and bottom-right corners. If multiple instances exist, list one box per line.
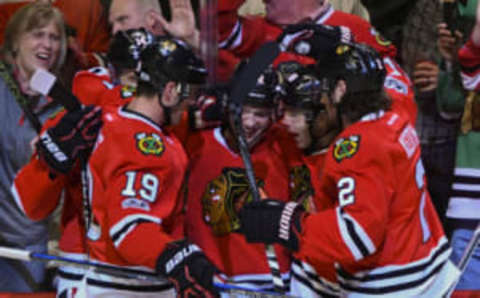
left=183, top=67, right=302, bottom=291
left=239, top=43, right=459, bottom=297
left=82, top=37, right=219, bottom=297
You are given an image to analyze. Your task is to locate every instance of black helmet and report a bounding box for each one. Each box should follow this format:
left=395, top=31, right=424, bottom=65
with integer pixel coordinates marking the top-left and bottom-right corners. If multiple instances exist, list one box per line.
left=107, top=28, right=155, bottom=71
left=315, top=43, right=386, bottom=97
left=280, top=63, right=326, bottom=117
left=242, top=66, right=283, bottom=109
left=138, top=36, right=207, bottom=88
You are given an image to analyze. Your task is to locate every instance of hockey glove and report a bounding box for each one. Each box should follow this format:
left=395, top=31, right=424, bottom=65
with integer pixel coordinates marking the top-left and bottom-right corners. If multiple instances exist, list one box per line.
left=277, top=23, right=353, bottom=60
left=36, top=106, right=102, bottom=174
left=239, top=200, right=305, bottom=251
left=156, top=239, right=220, bottom=298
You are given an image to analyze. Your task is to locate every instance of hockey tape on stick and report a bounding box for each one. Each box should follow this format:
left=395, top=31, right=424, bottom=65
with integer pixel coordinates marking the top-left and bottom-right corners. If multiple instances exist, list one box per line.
left=30, top=69, right=82, bottom=111
left=445, top=222, right=480, bottom=297
left=0, top=246, right=291, bottom=297
left=228, top=42, right=286, bottom=292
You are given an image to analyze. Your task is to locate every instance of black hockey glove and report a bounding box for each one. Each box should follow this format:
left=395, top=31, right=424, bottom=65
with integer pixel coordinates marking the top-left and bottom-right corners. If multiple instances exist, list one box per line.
left=156, top=239, right=220, bottom=298
left=277, top=23, right=353, bottom=60
left=36, top=106, right=102, bottom=174
left=239, top=200, right=305, bottom=251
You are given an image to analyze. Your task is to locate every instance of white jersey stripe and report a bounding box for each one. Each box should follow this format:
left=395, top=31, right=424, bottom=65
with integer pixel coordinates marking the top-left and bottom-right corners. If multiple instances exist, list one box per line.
left=110, top=214, right=162, bottom=248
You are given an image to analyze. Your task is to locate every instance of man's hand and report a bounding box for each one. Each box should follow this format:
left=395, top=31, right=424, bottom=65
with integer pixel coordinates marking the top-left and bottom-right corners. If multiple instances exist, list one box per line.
left=239, top=199, right=305, bottom=251
left=156, top=239, right=220, bottom=298
left=152, top=0, right=200, bottom=51
left=36, top=106, right=102, bottom=174
left=437, top=23, right=464, bottom=62
left=413, top=61, right=439, bottom=93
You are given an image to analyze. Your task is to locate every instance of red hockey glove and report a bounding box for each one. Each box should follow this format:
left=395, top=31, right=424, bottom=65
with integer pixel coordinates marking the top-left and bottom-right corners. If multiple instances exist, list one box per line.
left=156, top=239, right=220, bottom=298
left=239, top=200, right=305, bottom=251
left=36, top=106, right=102, bottom=174
left=277, top=23, right=353, bottom=60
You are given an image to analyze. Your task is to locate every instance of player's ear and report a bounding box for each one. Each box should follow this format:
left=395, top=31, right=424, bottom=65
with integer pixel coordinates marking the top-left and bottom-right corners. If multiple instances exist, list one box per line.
left=159, top=81, right=179, bottom=107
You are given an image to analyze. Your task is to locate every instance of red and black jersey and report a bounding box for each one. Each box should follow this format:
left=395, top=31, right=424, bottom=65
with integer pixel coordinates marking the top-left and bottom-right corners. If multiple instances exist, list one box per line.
left=292, top=111, right=453, bottom=296
left=72, top=67, right=134, bottom=107
left=85, top=105, right=187, bottom=272
left=183, top=125, right=293, bottom=289
left=459, top=38, right=480, bottom=91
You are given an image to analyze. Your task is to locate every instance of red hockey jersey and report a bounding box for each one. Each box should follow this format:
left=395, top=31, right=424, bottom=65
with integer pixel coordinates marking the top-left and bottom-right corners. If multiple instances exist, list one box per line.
left=459, top=38, right=480, bottom=91
left=293, top=111, right=456, bottom=296
left=183, top=126, right=293, bottom=290
left=85, top=105, right=187, bottom=273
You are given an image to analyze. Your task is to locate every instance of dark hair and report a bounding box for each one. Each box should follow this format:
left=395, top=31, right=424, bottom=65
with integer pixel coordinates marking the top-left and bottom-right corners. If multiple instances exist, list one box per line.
left=339, top=89, right=392, bottom=123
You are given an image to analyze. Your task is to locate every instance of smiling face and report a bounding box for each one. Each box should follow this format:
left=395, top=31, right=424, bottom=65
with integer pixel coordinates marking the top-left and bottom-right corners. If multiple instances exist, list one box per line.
left=281, top=107, right=312, bottom=150
left=241, top=105, right=273, bottom=148
left=14, top=21, right=61, bottom=78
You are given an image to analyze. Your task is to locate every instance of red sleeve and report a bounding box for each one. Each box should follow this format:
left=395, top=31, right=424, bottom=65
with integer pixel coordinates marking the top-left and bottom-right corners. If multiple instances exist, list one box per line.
left=12, top=156, right=67, bottom=221
left=383, top=57, right=417, bottom=124
left=12, top=111, right=68, bottom=221
left=72, top=67, right=115, bottom=105
left=459, top=38, right=480, bottom=91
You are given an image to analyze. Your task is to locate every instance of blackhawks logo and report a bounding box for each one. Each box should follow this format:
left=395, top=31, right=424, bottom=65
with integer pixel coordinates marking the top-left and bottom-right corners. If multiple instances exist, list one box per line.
left=202, top=167, right=266, bottom=236
left=120, top=85, right=136, bottom=99
left=370, top=28, right=392, bottom=47
left=333, top=135, right=360, bottom=162
left=135, top=132, right=164, bottom=156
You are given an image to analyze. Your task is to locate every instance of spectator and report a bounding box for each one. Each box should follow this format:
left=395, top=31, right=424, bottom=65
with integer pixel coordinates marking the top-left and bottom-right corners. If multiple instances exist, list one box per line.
left=440, top=0, right=480, bottom=291
left=0, top=3, right=67, bottom=292
left=401, top=0, right=463, bottom=231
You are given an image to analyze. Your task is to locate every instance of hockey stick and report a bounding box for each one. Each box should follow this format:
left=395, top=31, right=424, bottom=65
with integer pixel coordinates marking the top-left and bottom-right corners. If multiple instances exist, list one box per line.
left=0, top=246, right=293, bottom=297
left=200, top=0, right=218, bottom=87
left=228, top=41, right=285, bottom=292
left=445, top=221, right=480, bottom=297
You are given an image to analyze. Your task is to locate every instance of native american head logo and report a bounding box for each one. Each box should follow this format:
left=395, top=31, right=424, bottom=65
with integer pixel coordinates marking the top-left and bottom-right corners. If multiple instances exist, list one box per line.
left=201, top=167, right=265, bottom=236
left=289, top=165, right=315, bottom=211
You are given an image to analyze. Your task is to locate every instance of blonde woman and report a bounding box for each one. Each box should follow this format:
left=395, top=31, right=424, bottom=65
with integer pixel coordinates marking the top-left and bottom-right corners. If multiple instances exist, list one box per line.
left=0, top=3, right=66, bottom=292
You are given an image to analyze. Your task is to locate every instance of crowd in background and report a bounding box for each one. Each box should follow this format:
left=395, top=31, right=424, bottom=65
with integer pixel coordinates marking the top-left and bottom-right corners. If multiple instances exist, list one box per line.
left=0, top=0, right=479, bottom=297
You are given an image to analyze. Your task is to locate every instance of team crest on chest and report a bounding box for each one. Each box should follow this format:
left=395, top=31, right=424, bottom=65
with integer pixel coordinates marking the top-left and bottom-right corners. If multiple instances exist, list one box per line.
left=333, top=135, right=360, bottom=162
left=370, top=28, right=392, bottom=47
left=135, top=132, right=164, bottom=156
left=120, top=85, right=136, bottom=98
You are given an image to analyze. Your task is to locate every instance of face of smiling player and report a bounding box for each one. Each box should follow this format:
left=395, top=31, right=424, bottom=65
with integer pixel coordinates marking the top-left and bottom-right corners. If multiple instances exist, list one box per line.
left=241, top=105, right=273, bottom=148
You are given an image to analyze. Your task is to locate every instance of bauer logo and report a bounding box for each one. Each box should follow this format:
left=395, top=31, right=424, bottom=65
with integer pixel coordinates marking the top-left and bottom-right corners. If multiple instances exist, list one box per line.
left=165, top=244, right=201, bottom=273
left=333, top=135, right=360, bottom=163
left=135, top=132, right=164, bottom=156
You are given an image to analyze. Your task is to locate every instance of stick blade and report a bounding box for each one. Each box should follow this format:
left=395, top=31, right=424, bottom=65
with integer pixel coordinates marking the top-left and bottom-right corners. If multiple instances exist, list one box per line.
left=229, top=41, right=280, bottom=109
